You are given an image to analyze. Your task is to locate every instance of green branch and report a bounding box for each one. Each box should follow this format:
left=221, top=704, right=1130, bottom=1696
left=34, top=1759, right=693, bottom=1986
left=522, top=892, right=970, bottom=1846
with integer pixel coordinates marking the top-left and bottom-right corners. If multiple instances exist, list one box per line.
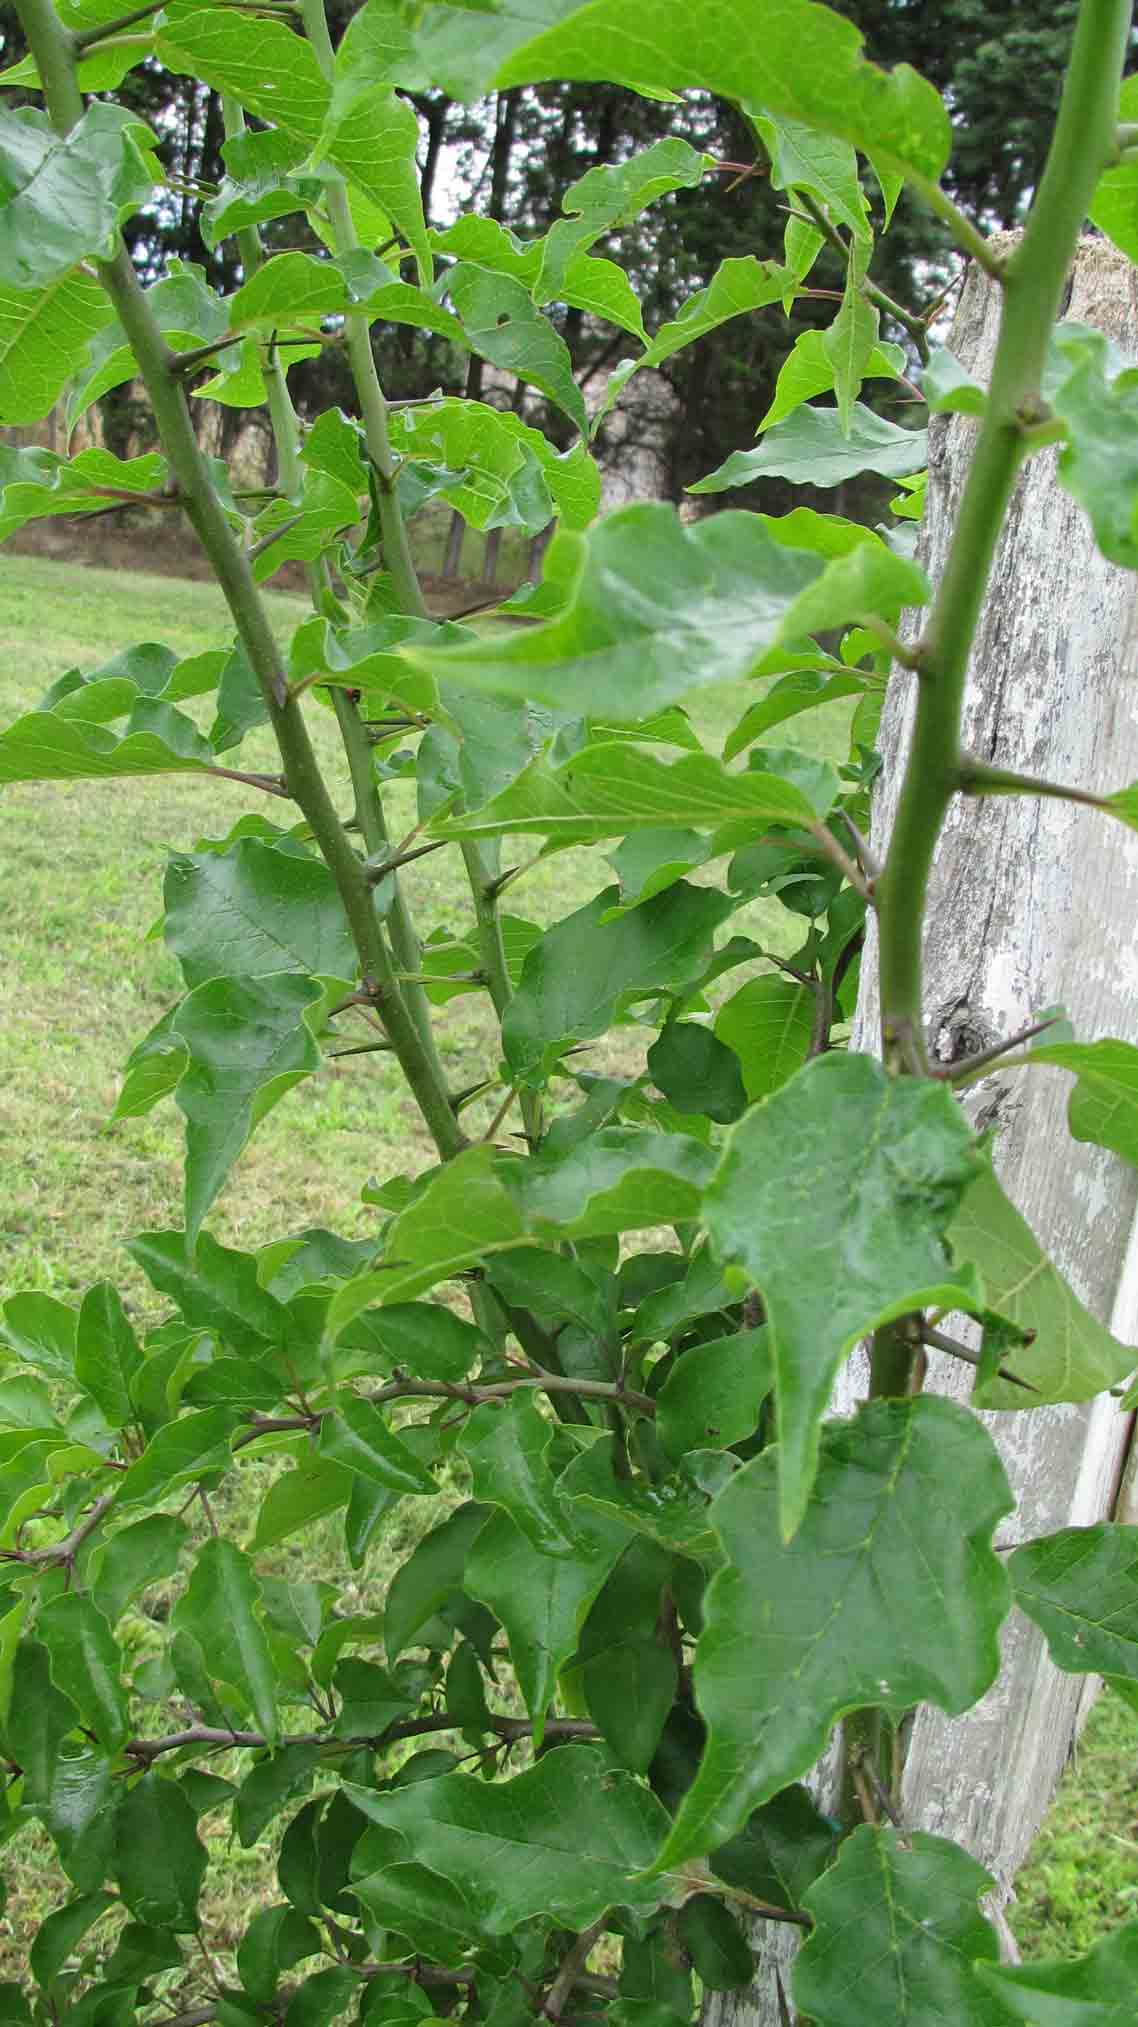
left=16, top=0, right=463, bottom=1161
left=872, top=0, right=1131, bottom=1076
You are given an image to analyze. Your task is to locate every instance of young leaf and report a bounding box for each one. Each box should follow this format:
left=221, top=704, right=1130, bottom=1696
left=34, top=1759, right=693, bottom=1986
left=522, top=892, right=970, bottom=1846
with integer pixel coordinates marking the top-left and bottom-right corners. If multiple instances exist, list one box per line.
left=755, top=112, right=870, bottom=243
left=794, top=1826, right=1008, bottom=2025
left=113, top=1772, right=207, bottom=1932
left=822, top=241, right=878, bottom=435
left=324, top=86, right=432, bottom=285
left=89, top=1514, right=188, bottom=1626
left=948, top=1161, right=1137, bottom=1406
left=252, top=1455, right=354, bottom=1554
left=328, top=1146, right=526, bottom=1316
left=693, top=404, right=929, bottom=493
left=0, top=703, right=223, bottom=787
left=1090, top=73, right=1138, bottom=262
left=535, top=138, right=708, bottom=301
left=508, top=1128, right=717, bottom=1238
left=704, top=1052, right=983, bottom=1536
left=345, top=1745, right=670, bottom=1931
left=979, top=1917, right=1138, bottom=2021
left=1009, top=1525, right=1138, bottom=1687
left=656, top=1398, right=1011, bottom=1869
left=127, top=1229, right=288, bottom=1358
left=173, top=1540, right=280, bottom=1743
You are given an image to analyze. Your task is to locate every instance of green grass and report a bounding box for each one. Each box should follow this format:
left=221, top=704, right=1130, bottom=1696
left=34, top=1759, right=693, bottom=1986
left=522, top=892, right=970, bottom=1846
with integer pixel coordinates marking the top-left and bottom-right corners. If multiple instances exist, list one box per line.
left=2, top=552, right=1134, bottom=1980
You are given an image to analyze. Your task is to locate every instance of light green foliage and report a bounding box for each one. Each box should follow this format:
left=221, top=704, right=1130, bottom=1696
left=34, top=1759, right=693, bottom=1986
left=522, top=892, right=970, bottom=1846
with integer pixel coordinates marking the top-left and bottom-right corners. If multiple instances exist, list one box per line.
left=1, top=0, right=1135, bottom=2016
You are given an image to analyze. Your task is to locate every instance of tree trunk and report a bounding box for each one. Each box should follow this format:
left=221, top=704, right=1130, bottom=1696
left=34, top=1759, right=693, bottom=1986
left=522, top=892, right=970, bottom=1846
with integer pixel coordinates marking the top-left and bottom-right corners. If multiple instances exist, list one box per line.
left=704, top=234, right=1138, bottom=2026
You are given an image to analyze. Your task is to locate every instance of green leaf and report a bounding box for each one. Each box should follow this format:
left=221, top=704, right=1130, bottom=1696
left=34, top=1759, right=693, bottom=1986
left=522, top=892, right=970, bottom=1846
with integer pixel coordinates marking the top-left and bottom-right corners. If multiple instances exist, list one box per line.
left=346, top=1744, right=669, bottom=1930
left=458, top=1393, right=575, bottom=1554
left=1090, top=74, right=1138, bottom=262
left=1048, top=332, right=1138, bottom=570
left=676, top=1895, right=753, bottom=1991
left=170, top=972, right=328, bottom=1244
left=795, top=1825, right=1008, bottom=2026
left=3, top=1643, right=78, bottom=1803
left=238, top=1904, right=324, bottom=2007
left=89, top=1513, right=188, bottom=1625
left=760, top=328, right=904, bottom=432
left=1023, top=1037, right=1138, bottom=1168
left=0, top=445, right=167, bottom=542
left=406, top=502, right=925, bottom=718
left=536, top=137, right=708, bottom=300
left=324, top=86, right=431, bottom=286
left=1009, top=1525, right=1138, bottom=1687
left=128, top=1228, right=288, bottom=1358
left=948, top=1161, right=1136, bottom=1407
left=0, top=269, right=114, bottom=424
left=114, top=1771, right=207, bottom=1932
left=575, top=1541, right=678, bottom=1773
left=560, top=1434, right=720, bottom=1560
left=30, top=1892, right=115, bottom=1991
left=330, top=1147, right=526, bottom=1315
left=37, top=1596, right=129, bottom=1751
left=0, top=103, right=156, bottom=289
left=390, top=397, right=600, bottom=533
left=115, top=1407, right=241, bottom=1508
left=724, top=666, right=874, bottom=756
left=488, top=1, right=950, bottom=183
left=253, top=1454, right=353, bottom=1553
left=0, top=1290, right=76, bottom=1376
left=754, top=111, right=870, bottom=243
left=605, top=828, right=711, bottom=908
left=656, top=1329, right=771, bottom=1461
left=174, top=1539, right=279, bottom=1743
left=431, top=742, right=824, bottom=845
left=508, top=1128, right=717, bottom=1237
left=647, top=1024, right=747, bottom=1125
left=0, top=700, right=224, bottom=786
left=705, top=1052, right=982, bottom=1536
left=163, top=839, right=356, bottom=989
left=979, top=1918, right=1138, bottom=2022
left=657, top=1397, right=1011, bottom=1869
left=157, top=1, right=330, bottom=148
left=447, top=263, right=587, bottom=435
left=384, top=1502, right=489, bottom=1660
left=710, top=1784, right=837, bottom=1912
left=235, top=1742, right=322, bottom=1847
left=501, top=881, right=735, bottom=1088
left=714, top=976, right=815, bottom=1103
left=921, top=344, right=987, bottom=417
left=823, top=244, right=878, bottom=435
left=465, top=1504, right=625, bottom=1738
left=339, top=1301, right=484, bottom=1383
left=595, top=256, right=792, bottom=420
left=318, top=1392, right=437, bottom=1495
left=74, top=1282, right=141, bottom=1427
left=694, top=403, right=929, bottom=492
left=332, top=1658, right=416, bottom=1739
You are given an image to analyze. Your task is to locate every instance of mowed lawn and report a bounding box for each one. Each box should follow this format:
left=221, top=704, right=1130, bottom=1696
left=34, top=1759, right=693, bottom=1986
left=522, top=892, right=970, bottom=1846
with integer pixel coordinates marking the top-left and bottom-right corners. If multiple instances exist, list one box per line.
left=0, top=550, right=1135, bottom=1971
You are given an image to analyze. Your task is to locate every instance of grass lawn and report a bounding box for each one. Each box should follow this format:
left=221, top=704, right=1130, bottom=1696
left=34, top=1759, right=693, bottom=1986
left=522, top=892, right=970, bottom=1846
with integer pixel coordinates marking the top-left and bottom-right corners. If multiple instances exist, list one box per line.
left=0, top=551, right=1135, bottom=1974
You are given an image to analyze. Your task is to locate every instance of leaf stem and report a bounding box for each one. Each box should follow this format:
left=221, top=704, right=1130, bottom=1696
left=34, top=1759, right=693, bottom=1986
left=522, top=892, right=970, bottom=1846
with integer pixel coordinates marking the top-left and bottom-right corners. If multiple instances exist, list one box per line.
left=872, top=0, right=1132, bottom=1073
left=956, top=754, right=1109, bottom=812
left=909, top=175, right=1007, bottom=280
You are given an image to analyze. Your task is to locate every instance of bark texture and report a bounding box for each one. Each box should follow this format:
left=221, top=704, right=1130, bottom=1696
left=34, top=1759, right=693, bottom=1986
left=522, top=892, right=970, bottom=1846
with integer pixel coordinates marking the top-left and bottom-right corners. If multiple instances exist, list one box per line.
left=704, top=236, right=1138, bottom=2027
